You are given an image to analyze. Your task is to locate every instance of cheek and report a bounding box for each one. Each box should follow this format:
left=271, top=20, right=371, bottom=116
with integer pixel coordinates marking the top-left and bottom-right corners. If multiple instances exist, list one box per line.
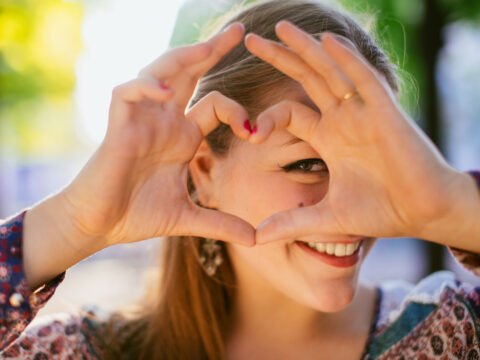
left=218, top=170, right=328, bottom=227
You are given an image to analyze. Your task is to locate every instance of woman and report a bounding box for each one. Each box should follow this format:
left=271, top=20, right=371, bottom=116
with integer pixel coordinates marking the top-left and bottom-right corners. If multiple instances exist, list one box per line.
left=1, top=0, right=479, bottom=359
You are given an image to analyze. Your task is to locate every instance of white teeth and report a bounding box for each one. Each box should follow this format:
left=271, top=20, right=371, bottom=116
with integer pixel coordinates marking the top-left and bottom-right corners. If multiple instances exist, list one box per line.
left=326, top=243, right=335, bottom=255
left=346, top=243, right=356, bottom=255
left=305, top=241, right=362, bottom=257
left=334, top=243, right=346, bottom=257
left=315, top=243, right=326, bottom=252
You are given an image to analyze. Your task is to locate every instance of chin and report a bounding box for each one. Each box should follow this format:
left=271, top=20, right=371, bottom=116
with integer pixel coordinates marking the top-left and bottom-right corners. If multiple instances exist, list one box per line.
left=308, top=278, right=358, bottom=313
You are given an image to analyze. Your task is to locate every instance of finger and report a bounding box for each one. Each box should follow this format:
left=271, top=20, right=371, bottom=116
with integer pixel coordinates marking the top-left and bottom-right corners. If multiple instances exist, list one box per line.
left=112, top=77, right=173, bottom=103
left=168, top=22, right=246, bottom=107
left=256, top=201, right=338, bottom=245
left=321, top=33, right=391, bottom=104
left=108, top=78, right=174, bottom=127
left=186, top=90, right=252, bottom=140
left=192, top=22, right=245, bottom=77
left=138, top=41, right=212, bottom=80
left=275, top=21, right=355, bottom=100
left=244, top=33, right=338, bottom=113
left=178, top=205, right=256, bottom=247
left=250, top=100, right=323, bottom=147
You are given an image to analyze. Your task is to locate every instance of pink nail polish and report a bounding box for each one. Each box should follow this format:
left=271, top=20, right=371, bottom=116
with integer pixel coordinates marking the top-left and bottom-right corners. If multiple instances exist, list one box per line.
left=243, top=119, right=253, bottom=133
left=251, top=125, right=257, bottom=133
left=159, top=82, right=170, bottom=90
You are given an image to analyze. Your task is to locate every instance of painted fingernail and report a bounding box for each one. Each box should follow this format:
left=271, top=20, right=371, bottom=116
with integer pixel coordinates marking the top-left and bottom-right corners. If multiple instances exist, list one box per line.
left=243, top=119, right=253, bottom=133
left=251, top=125, right=257, bottom=133
left=159, top=82, right=170, bottom=90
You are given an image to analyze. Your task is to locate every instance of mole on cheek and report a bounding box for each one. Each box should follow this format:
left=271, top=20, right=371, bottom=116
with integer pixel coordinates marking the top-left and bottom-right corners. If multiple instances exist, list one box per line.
left=298, top=202, right=304, bottom=208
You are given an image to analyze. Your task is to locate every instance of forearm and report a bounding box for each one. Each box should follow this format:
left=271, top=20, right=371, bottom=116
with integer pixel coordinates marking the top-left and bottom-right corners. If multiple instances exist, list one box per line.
left=23, top=192, right=108, bottom=290
left=419, top=170, right=480, bottom=252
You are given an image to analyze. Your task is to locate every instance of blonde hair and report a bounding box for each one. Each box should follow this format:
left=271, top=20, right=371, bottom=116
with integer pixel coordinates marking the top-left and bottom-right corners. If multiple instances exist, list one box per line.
left=104, top=1, right=398, bottom=359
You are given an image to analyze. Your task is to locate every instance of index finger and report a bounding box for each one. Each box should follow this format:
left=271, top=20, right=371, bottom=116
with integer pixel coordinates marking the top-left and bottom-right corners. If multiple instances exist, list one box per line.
left=138, top=42, right=212, bottom=80
left=139, top=22, right=245, bottom=81
left=193, top=22, right=246, bottom=78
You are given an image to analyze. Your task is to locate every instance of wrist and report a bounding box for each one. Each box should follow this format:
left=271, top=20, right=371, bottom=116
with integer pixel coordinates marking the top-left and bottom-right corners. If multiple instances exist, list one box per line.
left=418, top=169, right=480, bottom=251
left=23, top=192, right=108, bottom=290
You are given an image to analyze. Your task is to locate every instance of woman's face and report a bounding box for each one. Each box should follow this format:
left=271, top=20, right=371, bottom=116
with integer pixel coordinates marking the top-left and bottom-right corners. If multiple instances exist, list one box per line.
left=195, top=84, right=377, bottom=313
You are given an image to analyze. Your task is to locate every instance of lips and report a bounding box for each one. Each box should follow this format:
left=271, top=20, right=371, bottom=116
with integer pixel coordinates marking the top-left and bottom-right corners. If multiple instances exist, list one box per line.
left=295, top=240, right=363, bottom=268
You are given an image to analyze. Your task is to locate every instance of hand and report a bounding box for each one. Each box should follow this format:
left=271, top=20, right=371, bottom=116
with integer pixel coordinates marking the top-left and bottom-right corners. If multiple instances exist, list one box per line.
left=59, top=23, right=255, bottom=248
left=245, top=21, right=467, bottom=244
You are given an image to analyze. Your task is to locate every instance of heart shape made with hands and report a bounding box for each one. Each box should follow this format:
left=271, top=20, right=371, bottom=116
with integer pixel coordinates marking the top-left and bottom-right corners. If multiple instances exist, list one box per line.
left=61, top=23, right=262, bottom=248
left=63, top=21, right=459, bottom=251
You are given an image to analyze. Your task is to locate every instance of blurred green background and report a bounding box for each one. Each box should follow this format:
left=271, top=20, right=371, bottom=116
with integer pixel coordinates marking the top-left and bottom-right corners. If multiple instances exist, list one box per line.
left=1, top=0, right=480, bottom=314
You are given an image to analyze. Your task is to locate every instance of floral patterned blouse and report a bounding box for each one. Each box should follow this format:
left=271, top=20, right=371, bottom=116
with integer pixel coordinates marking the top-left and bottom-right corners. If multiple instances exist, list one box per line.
left=0, top=171, right=479, bottom=359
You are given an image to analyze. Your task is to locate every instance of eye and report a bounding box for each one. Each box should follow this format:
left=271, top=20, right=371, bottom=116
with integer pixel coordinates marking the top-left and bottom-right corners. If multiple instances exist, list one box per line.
left=280, top=158, right=328, bottom=173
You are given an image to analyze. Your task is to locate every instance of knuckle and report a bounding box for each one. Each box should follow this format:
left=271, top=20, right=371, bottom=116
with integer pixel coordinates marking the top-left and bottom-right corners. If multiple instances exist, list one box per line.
left=279, top=99, right=295, bottom=108
left=208, top=90, right=222, bottom=100
left=111, top=84, right=125, bottom=98
left=303, top=42, right=318, bottom=60
left=295, top=70, right=310, bottom=84
left=137, top=68, right=148, bottom=78
left=277, top=100, right=294, bottom=115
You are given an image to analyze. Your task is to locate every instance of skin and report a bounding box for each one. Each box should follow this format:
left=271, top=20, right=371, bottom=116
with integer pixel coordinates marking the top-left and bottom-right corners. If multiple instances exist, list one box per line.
left=22, top=23, right=256, bottom=290
left=242, top=21, right=480, bottom=250
left=190, top=84, right=380, bottom=358
left=20, top=18, right=480, bottom=359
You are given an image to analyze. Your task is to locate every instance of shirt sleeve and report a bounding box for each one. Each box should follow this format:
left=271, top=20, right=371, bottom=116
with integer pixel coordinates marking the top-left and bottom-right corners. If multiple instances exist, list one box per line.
left=0, top=210, right=65, bottom=351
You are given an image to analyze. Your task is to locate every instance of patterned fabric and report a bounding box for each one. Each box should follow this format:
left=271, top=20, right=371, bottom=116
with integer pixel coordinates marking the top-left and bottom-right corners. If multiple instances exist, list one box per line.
left=367, top=271, right=480, bottom=359
left=0, top=211, right=65, bottom=353
left=467, top=170, right=480, bottom=190
left=0, top=170, right=479, bottom=359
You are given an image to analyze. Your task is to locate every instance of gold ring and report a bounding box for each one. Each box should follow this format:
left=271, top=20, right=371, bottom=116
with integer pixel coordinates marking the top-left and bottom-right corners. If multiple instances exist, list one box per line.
left=342, top=90, right=358, bottom=101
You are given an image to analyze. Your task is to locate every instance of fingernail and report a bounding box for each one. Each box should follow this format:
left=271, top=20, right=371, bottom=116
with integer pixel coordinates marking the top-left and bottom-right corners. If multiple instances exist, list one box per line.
left=224, top=22, right=241, bottom=33
left=159, top=82, right=170, bottom=90
left=243, top=119, right=253, bottom=133
left=276, top=20, right=289, bottom=29
left=325, top=33, right=355, bottom=48
left=251, top=125, right=257, bottom=134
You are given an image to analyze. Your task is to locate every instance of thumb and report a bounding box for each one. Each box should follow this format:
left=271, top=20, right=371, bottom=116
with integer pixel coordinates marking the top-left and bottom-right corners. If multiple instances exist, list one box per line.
left=174, top=205, right=256, bottom=247
left=255, top=200, right=340, bottom=244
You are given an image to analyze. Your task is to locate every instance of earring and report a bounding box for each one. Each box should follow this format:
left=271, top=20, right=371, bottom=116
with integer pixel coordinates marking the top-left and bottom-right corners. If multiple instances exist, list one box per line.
left=199, top=238, right=224, bottom=276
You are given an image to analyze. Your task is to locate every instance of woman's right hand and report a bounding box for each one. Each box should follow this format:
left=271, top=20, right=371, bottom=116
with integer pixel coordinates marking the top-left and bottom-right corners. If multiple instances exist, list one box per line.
left=61, top=23, right=255, bottom=248
left=23, top=23, right=254, bottom=289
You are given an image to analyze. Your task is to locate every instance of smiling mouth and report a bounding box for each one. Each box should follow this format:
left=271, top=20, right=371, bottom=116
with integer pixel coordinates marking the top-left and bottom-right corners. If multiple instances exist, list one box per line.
left=295, top=239, right=363, bottom=257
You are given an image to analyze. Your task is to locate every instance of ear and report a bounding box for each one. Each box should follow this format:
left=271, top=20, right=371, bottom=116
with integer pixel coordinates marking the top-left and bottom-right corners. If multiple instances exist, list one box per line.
left=189, top=140, right=220, bottom=209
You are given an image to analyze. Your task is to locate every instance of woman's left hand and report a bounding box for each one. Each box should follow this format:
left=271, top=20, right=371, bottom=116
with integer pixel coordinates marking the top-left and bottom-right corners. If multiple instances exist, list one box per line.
left=245, top=21, right=480, bottom=248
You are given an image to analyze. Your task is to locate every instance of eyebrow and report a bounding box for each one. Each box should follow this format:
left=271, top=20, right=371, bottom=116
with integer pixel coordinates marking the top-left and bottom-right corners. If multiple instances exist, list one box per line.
left=281, top=136, right=304, bottom=147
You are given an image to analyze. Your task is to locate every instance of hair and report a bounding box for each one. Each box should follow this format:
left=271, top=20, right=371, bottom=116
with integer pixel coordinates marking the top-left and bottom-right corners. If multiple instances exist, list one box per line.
left=103, top=1, right=399, bottom=359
